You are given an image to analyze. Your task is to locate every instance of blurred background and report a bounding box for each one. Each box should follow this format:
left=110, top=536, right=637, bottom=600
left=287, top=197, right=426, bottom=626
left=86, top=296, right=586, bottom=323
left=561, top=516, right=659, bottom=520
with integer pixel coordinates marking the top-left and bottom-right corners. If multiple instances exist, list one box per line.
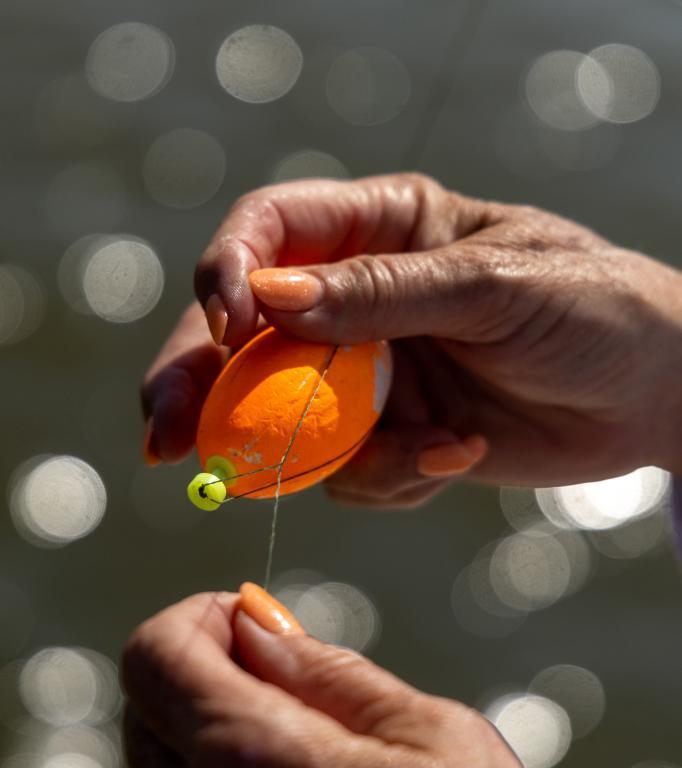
left=1, top=0, right=682, bottom=766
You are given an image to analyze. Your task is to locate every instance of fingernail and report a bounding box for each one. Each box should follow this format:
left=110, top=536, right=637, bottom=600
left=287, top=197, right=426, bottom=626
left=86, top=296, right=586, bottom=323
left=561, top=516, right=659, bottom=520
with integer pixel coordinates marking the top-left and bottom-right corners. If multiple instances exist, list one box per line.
left=417, top=435, right=488, bottom=478
left=206, top=294, right=228, bottom=345
left=249, top=268, right=323, bottom=311
left=143, top=418, right=161, bottom=467
left=239, top=582, right=304, bottom=635
left=462, top=434, right=489, bottom=462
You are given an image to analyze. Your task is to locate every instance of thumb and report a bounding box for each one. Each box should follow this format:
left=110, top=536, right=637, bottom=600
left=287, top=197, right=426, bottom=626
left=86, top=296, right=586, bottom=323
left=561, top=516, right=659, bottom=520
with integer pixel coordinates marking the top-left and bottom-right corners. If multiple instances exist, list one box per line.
left=234, top=584, right=517, bottom=764
left=247, top=248, right=499, bottom=344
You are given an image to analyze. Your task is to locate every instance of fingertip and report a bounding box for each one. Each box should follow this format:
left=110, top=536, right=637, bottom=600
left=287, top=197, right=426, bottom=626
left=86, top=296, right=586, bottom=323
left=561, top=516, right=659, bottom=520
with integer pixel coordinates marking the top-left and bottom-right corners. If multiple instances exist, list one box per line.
left=151, top=394, right=200, bottom=465
left=195, top=238, right=261, bottom=348
left=416, top=433, right=488, bottom=478
left=205, top=294, right=228, bottom=346
left=238, top=582, right=304, bottom=636
left=249, top=267, right=323, bottom=312
left=462, top=433, right=489, bottom=463
left=143, top=419, right=161, bottom=467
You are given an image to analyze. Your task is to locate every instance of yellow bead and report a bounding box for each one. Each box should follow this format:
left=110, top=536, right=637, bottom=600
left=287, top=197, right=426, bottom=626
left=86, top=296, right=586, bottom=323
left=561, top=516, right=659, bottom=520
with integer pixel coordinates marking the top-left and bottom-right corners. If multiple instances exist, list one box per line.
left=187, top=472, right=227, bottom=511
left=205, top=455, right=238, bottom=490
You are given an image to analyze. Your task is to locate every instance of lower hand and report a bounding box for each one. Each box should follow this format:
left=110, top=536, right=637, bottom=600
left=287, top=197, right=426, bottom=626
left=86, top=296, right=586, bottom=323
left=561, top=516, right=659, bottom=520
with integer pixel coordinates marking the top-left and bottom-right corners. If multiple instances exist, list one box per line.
left=122, top=589, right=519, bottom=767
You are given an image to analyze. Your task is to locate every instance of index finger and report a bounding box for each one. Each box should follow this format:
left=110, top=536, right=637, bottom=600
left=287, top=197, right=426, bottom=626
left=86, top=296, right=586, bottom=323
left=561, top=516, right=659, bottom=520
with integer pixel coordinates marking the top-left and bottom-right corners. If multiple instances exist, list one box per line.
left=194, top=174, right=450, bottom=346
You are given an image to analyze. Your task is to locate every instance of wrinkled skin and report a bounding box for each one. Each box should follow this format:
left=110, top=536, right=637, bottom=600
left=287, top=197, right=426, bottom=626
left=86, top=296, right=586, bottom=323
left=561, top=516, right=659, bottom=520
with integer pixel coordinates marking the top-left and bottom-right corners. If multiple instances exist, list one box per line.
left=123, top=593, right=521, bottom=767
left=131, top=174, right=682, bottom=766
left=143, top=173, right=682, bottom=506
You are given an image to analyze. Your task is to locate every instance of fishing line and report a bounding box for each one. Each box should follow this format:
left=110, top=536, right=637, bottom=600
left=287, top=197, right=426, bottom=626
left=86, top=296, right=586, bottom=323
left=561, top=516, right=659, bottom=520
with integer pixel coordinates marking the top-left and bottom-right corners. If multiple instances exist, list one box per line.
left=198, top=345, right=340, bottom=585
left=264, top=344, right=338, bottom=590
left=176, top=347, right=339, bottom=660
left=198, top=0, right=491, bottom=596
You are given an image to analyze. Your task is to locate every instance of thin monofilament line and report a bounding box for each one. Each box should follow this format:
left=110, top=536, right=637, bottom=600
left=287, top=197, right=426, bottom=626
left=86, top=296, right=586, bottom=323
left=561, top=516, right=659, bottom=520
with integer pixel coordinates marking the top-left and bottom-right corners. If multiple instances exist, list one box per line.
left=264, top=345, right=339, bottom=590
left=203, top=463, right=280, bottom=487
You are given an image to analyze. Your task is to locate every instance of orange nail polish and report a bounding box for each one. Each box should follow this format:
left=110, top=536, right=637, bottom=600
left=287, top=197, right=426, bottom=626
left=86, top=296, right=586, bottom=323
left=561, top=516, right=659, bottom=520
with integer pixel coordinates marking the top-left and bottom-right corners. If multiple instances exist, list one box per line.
left=206, top=294, right=228, bottom=345
left=143, top=419, right=161, bottom=467
left=249, top=268, right=323, bottom=311
left=417, top=435, right=488, bottom=478
left=461, top=434, right=489, bottom=463
left=239, top=582, right=304, bottom=635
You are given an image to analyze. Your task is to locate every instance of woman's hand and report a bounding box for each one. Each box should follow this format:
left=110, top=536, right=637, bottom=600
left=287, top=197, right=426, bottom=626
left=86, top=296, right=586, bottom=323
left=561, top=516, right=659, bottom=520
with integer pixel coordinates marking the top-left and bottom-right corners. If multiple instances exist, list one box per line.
left=122, top=590, right=519, bottom=767
left=142, top=174, right=682, bottom=505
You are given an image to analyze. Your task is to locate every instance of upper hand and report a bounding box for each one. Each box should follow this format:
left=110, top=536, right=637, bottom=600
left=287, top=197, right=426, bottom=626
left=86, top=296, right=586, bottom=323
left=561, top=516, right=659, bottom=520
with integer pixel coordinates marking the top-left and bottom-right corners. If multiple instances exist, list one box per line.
left=122, top=590, right=519, bottom=767
left=142, top=173, right=682, bottom=505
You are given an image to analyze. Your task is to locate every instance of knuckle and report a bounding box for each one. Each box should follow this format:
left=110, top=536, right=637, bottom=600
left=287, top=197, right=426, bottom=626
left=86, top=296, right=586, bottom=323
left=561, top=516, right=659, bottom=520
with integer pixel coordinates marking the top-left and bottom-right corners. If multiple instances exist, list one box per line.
left=230, top=191, right=281, bottom=231
left=302, top=644, right=367, bottom=693
left=302, top=647, right=417, bottom=737
left=332, top=255, right=401, bottom=340
left=392, top=171, right=441, bottom=195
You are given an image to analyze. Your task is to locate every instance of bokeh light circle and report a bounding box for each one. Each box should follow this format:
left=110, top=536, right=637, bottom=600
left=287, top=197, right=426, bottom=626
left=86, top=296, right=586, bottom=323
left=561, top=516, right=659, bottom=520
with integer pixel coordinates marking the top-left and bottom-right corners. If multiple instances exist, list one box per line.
left=85, top=22, right=175, bottom=102
left=499, top=487, right=545, bottom=531
left=272, top=149, right=349, bottom=183
left=489, top=528, right=571, bottom=611
left=18, top=647, right=120, bottom=731
left=450, top=548, right=527, bottom=639
left=42, top=724, right=119, bottom=767
left=525, top=50, right=605, bottom=131
left=529, top=664, right=606, bottom=738
left=589, top=508, right=671, bottom=559
left=631, top=763, right=682, bottom=768
left=578, top=44, right=660, bottom=124
left=58, top=235, right=110, bottom=315
left=20, top=649, right=98, bottom=726
left=326, top=47, right=411, bottom=126
left=537, top=467, right=670, bottom=531
left=42, top=754, right=103, bottom=768
left=0, top=265, right=45, bottom=346
left=275, top=576, right=380, bottom=651
left=216, top=25, right=303, bottom=103
left=144, top=129, right=226, bottom=209
left=488, top=693, right=572, bottom=768
left=82, top=237, right=164, bottom=323
left=10, top=456, right=107, bottom=547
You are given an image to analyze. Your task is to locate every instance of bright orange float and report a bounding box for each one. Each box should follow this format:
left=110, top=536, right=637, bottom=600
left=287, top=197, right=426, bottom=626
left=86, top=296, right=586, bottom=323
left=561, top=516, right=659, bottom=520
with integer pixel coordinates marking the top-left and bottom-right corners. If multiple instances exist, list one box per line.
left=187, top=326, right=392, bottom=508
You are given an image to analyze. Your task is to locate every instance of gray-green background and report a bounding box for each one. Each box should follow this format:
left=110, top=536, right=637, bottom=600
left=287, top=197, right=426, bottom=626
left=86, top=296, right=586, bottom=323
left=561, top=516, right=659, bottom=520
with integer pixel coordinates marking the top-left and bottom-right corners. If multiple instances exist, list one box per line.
left=2, top=0, right=682, bottom=765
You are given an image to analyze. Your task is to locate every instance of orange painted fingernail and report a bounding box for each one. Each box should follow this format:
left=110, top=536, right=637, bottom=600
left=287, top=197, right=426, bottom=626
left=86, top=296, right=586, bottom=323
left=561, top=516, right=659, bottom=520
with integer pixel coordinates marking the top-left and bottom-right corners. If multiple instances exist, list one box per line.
left=461, top=434, right=489, bottom=463
left=206, top=294, right=228, bottom=345
left=249, top=268, right=323, bottom=311
left=143, top=418, right=161, bottom=467
left=417, top=435, right=488, bottom=478
left=239, top=582, right=304, bottom=635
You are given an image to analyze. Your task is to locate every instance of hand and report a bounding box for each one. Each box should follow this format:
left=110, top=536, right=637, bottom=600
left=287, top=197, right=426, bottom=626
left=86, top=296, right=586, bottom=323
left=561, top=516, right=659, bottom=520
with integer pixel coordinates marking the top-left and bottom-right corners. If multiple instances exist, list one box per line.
left=122, top=589, right=519, bottom=767
left=142, top=174, right=682, bottom=505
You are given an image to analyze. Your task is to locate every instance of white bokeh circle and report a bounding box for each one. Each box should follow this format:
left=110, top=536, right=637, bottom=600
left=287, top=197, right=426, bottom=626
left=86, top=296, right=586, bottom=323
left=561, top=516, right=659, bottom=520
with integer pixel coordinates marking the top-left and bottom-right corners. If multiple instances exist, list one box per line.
left=578, top=44, right=660, bottom=124
left=327, top=47, right=411, bottom=126
left=82, top=237, right=164, bottom=323
left=143, top=129, right=226, bottom=209
left=86, top=22, right=175, bottom=102
left=10, top=456, right=107, bottom=547
left=216, top=25, right=303, bottom=103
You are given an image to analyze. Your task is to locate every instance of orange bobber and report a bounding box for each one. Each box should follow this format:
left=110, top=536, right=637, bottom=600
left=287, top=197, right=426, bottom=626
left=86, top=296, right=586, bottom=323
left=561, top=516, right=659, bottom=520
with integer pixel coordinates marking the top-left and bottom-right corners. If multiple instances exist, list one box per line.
left=189, top=326, right=393, bottom=504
